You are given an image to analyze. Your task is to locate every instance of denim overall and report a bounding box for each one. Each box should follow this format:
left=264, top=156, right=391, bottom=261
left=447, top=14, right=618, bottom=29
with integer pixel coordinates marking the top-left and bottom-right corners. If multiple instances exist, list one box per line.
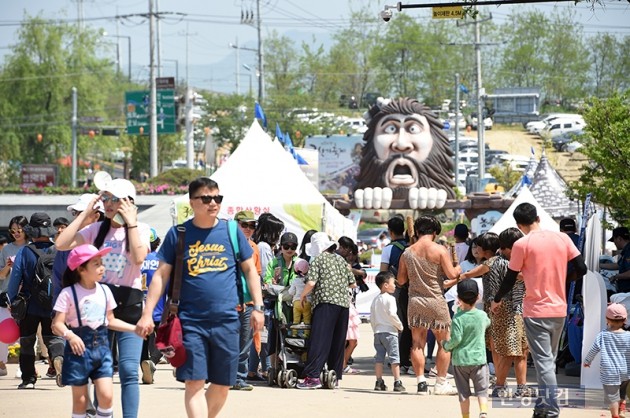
left=61, top=284, right=114, bottom=386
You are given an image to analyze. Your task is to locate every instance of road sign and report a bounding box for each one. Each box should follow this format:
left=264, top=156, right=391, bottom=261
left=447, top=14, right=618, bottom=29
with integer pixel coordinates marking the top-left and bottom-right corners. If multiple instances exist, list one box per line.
left=156, top=77, right=175, bottom=89
left=443, top=121, right=451, bottom=130
left=432, top=6, right=464, bottom=19
left=125, top=89, right=177, bottom=135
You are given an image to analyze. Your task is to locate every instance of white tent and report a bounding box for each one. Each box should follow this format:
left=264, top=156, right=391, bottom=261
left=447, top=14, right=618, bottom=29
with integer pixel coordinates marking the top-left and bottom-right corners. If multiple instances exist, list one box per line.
left=488, top=186, right=559, bottom=234
left=169, top=121, right=356, bottom=241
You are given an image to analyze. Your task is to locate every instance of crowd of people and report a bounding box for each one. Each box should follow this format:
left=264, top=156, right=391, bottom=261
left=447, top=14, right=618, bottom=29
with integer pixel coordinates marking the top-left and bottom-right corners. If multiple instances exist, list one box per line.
left=4, top=176, right=630, bottom=418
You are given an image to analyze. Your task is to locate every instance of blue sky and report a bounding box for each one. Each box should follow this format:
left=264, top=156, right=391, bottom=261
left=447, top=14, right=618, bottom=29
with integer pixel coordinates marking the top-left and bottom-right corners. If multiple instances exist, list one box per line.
left=1, top=0, right=628, bottom=93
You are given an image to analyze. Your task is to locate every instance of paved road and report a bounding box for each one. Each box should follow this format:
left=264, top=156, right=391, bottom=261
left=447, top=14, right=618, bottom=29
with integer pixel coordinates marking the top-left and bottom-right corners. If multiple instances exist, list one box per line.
left=0, top=323, right=606, bottom=417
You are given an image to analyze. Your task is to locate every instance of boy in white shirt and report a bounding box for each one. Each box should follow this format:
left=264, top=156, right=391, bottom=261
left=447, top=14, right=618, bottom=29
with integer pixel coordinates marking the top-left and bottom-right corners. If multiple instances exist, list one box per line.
left=370, top=271, right=405, bottom=392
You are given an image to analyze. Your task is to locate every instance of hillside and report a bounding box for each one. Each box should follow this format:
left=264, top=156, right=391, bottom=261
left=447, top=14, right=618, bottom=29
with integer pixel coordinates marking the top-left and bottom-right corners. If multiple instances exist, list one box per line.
left=482, top=127, right=588, bottom=184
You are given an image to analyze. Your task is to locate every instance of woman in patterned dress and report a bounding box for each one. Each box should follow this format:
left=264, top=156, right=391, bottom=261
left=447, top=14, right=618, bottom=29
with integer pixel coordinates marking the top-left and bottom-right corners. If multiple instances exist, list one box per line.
left=459, top=229, right=533, bottom=398
left=397, top=215, right=461, bottom=395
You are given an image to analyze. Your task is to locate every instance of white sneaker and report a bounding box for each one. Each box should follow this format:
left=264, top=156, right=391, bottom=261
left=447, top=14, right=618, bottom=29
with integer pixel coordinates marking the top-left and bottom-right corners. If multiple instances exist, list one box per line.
left=15, top=367, right=22, bottom=379
left=428, top=367, right=453, bottom=379
left=433, top=381, right=458, bottom=396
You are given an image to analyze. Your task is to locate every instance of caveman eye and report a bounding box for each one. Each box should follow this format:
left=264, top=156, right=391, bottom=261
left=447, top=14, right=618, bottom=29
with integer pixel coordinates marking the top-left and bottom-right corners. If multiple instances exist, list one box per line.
left=405, top=121, right=423, bottom=134
left=383, top=123, right=399, bottom=134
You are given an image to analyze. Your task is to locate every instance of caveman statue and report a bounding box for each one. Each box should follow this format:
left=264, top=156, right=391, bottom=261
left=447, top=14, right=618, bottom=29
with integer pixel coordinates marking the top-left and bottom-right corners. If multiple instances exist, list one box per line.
left=354, top=97, right=456, bottom=210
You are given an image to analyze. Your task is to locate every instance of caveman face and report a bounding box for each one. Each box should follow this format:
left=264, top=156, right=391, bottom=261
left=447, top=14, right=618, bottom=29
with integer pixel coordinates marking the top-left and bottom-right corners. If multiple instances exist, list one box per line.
left=373, top=113, right=434, bottom=188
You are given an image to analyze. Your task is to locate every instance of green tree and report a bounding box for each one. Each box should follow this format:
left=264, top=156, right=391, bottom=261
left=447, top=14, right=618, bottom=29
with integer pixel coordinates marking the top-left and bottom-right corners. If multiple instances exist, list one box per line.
left=496, top=10, right=551, bottom=89
left=589, top=33, right=621, bottom=97
left=542, top=9, right=590, bottom=104
left=200, top=93, right=252, bottom=152
left=0, top=15, right=125, bottom=185
left=569, top=91, right=630, bottom=221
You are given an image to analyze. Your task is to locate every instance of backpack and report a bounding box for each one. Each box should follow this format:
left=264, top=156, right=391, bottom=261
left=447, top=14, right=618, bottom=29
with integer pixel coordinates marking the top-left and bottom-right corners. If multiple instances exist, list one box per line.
left=25, top=244, right=56, bottom=311
left=387, top=240, right=408, bottom=277
left=226, top=220, right=252, bottom=305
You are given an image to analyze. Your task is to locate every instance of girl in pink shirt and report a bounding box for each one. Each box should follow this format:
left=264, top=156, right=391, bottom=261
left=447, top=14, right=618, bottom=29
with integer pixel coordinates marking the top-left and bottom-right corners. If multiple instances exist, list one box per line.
left=53, top=244, right=136, bottom=418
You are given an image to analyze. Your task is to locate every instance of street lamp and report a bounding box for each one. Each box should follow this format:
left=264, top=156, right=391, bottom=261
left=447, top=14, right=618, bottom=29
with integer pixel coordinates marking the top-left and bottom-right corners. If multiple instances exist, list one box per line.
left=242, top=64, right=254, bottom=98
left=103, top=33, right=132, bottom=81
left=230, top=42, right=262, bottom=102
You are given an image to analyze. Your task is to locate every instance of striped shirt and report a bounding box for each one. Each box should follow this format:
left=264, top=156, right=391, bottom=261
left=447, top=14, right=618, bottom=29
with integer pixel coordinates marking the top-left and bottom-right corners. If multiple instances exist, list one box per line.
left=584, top=329, right=630, bottom=385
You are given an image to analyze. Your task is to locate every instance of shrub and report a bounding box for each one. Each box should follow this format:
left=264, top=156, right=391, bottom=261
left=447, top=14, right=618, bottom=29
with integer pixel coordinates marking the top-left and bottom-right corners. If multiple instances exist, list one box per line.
left=146, top=168, right=203, bottom=187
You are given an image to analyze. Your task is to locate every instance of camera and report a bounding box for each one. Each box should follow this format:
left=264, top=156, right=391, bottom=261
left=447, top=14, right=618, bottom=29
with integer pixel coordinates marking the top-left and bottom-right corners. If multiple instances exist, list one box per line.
left=380, top=8, right=393, bottom=22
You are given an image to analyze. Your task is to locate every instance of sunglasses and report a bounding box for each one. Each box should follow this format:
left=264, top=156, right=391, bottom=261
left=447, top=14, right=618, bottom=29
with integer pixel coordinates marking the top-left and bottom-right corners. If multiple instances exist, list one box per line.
left=71, top=209, right=81, bottom=217
left=239, top=222, right=256, bottom=230
left=101, top=195, right=121, bottom=203
left=282, top=243, right=297, bottom=251
left=192, top=195, right=223, bottom=204
left=9, top=229, right=23, bottom=235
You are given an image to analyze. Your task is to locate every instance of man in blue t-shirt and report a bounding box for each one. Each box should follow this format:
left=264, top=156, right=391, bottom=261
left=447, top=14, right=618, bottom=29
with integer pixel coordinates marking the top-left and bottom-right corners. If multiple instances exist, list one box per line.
left=137, top=178, right=264, bottom=418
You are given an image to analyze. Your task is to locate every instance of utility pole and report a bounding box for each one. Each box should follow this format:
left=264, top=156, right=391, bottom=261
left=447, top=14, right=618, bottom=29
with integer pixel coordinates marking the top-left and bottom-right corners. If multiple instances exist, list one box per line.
left=241, top=1, right=264, bottom=102
left=454, top=73, right=460, bottom=189
left=474, top=8, right=486, bottom=193
left=149, top=0, right=158, bottom=177
left=256, top=0, right=264, bottom=103
left=71, top=87, right=78, bottom=188
left=185, top=87, right=194, bottom=169
left=156, top=0, right=162, bottom=77
left=234, top=37, right=240, bottom=95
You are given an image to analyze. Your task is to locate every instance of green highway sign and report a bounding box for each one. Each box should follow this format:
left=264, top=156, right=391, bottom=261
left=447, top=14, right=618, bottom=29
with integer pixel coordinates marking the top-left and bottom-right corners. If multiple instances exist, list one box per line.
left=125, top=89, right=177, bottom=134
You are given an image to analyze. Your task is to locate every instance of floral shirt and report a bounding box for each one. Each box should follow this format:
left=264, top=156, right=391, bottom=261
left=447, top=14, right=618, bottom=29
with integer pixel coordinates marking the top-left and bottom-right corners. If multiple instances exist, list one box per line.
left=307, top=252, right=355, bottom=309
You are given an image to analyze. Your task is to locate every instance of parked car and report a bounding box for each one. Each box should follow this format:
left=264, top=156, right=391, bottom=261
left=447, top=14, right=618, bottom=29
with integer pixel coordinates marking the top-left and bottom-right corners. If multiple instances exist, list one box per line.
left=357, top=228, right=388, bottom=249
left=552, top=131, right=585, bottom=151
left=489, top=154, right=530, bottom=172
left=562, top=141, right=583, bottom=153
left=484, top=149, right=508, bottom=166
left=456, top=151, right=479, bottom=172
left=471, top=115, right=493, bottom=130
left=540, top=118, right=585, bottom=138
left=527, top=113, right=583, bottom=135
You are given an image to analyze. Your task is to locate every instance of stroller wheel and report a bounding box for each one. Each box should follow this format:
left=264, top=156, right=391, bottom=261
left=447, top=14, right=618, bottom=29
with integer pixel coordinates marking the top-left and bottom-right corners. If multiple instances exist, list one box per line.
left=278, top=370, right=286, bottom=388
left=267, top=368, right=276, bottom=386
left=320, top=370, right=326, bottom=385
left=326, top=370, right=337, bottom=389
left=285, top=369, right=298, bottom=389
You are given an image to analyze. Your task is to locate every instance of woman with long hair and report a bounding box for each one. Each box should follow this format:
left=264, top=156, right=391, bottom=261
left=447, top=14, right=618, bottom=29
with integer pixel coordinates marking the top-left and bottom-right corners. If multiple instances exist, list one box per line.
left=298, top=229, right=317, bottom=262
left=56, top=180, right=150, bottom=418
left=0, top=215, right=29, bottom=377
left=247, top=213, right=284, bottom=381
left=397, top=215, right=461, bottom=396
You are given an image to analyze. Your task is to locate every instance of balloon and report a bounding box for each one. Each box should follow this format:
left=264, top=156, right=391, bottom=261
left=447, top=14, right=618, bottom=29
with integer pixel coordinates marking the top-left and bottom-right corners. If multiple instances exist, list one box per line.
left=0, top=317, right=20, bottom=344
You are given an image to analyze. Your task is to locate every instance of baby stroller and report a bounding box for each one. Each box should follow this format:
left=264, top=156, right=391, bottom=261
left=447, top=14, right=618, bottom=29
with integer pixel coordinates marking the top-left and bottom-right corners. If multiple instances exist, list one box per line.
left=264, top=286, right=337, bottom=389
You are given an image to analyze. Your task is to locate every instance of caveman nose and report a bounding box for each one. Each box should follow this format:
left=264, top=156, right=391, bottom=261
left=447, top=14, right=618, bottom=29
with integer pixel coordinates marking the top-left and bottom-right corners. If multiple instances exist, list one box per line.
left=392, top=129, right=414, bottom=153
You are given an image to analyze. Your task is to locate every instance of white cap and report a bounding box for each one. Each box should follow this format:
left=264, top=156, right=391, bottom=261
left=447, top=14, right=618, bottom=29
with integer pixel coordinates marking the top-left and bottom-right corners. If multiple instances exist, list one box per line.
left=101, top=178, right=136, bottom=200
left=67, top=193, right=104, bottom=213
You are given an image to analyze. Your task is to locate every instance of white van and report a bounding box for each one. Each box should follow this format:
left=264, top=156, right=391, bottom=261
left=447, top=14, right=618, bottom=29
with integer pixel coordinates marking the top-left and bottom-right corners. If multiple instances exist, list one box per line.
left=527, top=113, right=583, bottom=134
left=541, top=118, right=585, bottom=138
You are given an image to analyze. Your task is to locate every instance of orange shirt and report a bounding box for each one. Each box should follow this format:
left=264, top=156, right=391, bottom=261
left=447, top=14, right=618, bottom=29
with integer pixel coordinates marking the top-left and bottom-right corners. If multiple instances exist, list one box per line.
left=248, top=239, right=262, bottom=276
left=508, top=229, right=581, bottom=318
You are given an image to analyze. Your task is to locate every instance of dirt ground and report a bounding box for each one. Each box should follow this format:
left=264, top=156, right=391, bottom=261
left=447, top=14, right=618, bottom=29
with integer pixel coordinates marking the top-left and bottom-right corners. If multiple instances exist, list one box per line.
left=482, top=126, right=587, bottom=184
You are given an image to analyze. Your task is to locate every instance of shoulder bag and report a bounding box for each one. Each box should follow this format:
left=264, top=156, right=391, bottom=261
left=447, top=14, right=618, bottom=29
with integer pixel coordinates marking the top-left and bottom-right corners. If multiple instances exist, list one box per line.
left=155, top=225, right=187, bottom=368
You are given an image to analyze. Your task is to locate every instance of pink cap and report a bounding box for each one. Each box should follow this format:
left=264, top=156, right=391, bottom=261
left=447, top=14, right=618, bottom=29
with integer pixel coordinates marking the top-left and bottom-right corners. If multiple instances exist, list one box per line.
left=67, top=244, right=112, bottom=271
left=606, top=303, right=627, bottom=320
left=294, top=258, right=309, bottom=275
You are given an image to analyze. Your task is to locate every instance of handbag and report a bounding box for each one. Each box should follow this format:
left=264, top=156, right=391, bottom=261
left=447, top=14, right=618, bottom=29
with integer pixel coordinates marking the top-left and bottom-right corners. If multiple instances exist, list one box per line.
left=105, top=284, right=144, bottom=323
left=156, top=225, right=187, bottom=368
left=10, top=293, right=29, bottom=322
